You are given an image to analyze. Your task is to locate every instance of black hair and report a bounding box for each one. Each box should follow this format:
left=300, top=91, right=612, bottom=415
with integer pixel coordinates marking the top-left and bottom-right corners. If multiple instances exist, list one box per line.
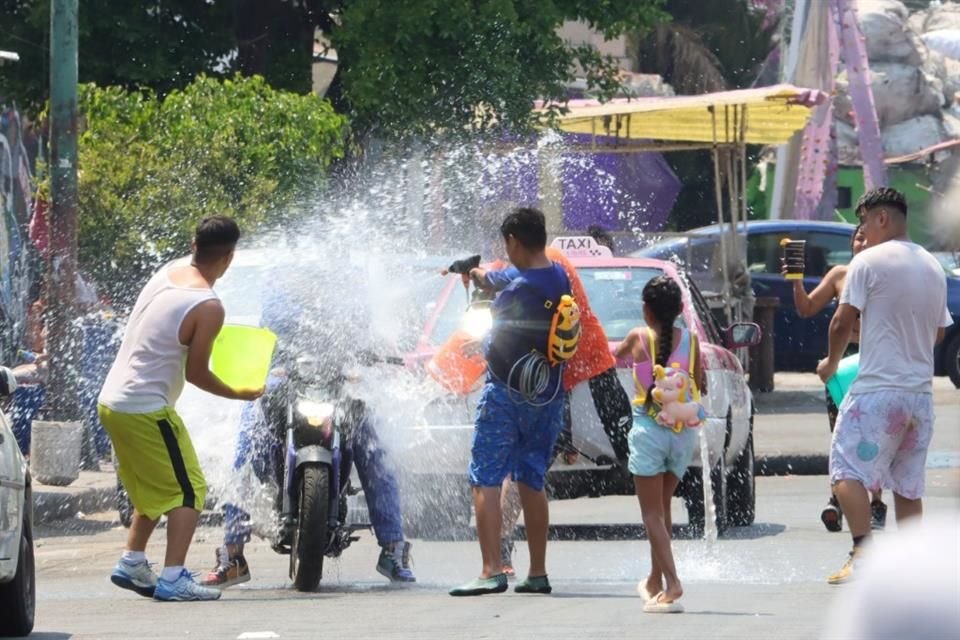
left=643, top=275, right=683, bottom=367
left=194, top=215, right=240, bottom=264
left=587, top=224, right=615, bottom=252
left=642, top=275, right=684, bottom=410
left=850, top=223, right=863, bottom=251
left=500, top=207, right=547, bottom=250
left=855, top=187, right=907, bottom=217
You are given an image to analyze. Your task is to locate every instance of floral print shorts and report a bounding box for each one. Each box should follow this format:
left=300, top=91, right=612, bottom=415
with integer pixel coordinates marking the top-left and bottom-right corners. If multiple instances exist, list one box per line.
left=829, top=391, right=934, bottom=500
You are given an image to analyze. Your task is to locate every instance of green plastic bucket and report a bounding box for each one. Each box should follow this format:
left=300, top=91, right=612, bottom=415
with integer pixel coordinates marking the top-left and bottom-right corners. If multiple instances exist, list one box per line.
left=210, top=324, right=277, bottom=390
left=826, top=353, right=859, bottom=406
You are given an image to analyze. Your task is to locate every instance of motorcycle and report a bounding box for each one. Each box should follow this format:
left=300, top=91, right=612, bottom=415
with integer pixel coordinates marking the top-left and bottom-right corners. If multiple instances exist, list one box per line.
left=262, top=350, right=403, bottom=592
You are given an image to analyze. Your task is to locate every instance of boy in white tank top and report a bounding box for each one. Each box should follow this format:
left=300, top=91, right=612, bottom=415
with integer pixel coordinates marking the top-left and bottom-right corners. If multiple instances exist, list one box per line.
left=98, top=216, right=263, bottom=602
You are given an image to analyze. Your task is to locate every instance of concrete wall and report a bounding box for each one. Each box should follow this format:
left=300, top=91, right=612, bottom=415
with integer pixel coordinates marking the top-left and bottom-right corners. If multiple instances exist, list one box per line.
left=558, top=21, right=634, bottom=72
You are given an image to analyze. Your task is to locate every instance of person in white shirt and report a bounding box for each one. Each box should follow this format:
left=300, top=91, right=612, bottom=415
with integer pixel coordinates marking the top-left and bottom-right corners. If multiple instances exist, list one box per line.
left=98, top=216, right=263, bottom=602
left=817, top=188, right=953, bottom=585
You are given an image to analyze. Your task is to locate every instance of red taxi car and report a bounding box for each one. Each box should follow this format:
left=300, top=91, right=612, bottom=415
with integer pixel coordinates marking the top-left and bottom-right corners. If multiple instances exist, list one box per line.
left=400, top=238, right=761, bottom=536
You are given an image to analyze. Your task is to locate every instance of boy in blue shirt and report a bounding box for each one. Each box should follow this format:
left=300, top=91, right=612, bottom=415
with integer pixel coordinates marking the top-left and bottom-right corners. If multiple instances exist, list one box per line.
left=450, top=208, right=571, bottom=596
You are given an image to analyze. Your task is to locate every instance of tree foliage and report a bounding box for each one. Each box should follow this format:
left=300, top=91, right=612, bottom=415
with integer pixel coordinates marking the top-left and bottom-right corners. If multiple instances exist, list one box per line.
left=329, top=0, right=667, bottom=137
left=1, top=0, right=667, bottom=136
left=0, top=0, right=236, bottom=110
left=632, top=0, right=779, bottom=94
left=630, top=0, right=780, bottom=230
left=75, top=75, right=349, bottom=303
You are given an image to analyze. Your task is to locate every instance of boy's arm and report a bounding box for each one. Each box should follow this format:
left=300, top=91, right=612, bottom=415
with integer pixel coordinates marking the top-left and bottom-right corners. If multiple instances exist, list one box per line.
left=470, top=266, right=519, bottom=292
left=182, top=300, right=263, bottom=401
left=790, top=266, right=843, bottom=318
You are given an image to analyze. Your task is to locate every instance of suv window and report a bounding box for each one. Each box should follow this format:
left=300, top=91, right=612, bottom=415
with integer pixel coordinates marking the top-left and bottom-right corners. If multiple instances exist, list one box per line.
left=682, top=272, right=723, bottom=345
left=746, top=232, right=783, bottom=274
left=807, top=231, right=854, bottom=276
left=686, top=239, right=718, bottom=273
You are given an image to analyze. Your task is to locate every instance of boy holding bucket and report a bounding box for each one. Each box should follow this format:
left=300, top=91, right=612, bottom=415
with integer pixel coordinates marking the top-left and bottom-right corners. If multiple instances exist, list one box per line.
left=98, top=216, right=263, bottom=602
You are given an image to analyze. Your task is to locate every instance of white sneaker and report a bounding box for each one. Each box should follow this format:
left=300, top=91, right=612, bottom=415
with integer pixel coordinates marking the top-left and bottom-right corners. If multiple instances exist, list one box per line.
left=154, top=568, right=222, bottom=601
left=110, top=560, right=158, bottom=598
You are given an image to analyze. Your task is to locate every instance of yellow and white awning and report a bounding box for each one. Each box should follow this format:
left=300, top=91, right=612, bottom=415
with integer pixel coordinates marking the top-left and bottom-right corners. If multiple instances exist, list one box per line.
left=542, top=84, right=826, bottom=146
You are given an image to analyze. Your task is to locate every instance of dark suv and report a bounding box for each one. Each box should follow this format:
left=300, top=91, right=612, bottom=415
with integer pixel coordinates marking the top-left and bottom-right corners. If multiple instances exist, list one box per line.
left=636, top=221, right=960, bottom=386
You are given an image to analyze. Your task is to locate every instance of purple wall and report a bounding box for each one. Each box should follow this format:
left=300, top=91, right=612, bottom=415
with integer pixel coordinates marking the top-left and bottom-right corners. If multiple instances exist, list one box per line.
left=560, top=142, right=680, bottom=233
left=477, top=135, right=681, bottom=234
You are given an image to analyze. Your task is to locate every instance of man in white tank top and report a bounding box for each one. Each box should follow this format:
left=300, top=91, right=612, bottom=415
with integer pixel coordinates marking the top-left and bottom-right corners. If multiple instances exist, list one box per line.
left=817, top=188, right=953, bottom=586
left=97, top=216, right=263, bottom=602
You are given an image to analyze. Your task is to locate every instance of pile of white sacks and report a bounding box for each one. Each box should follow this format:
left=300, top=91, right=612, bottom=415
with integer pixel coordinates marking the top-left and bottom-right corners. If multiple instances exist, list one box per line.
left=833, top=0, right=960, bottom=162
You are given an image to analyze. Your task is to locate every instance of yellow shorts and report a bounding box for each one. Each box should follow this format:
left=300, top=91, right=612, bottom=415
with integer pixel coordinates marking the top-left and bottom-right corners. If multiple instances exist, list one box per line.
left=98, top=405, right=207, bottom=520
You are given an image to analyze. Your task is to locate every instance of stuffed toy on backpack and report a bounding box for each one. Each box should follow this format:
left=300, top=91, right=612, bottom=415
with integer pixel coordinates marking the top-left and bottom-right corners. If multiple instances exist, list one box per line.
left=651, top=363, right=705, bottom=432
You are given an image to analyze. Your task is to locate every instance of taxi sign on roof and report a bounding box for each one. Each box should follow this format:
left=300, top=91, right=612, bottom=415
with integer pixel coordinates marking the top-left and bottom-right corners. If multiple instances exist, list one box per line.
left=551, top=236, right=612, bottom=259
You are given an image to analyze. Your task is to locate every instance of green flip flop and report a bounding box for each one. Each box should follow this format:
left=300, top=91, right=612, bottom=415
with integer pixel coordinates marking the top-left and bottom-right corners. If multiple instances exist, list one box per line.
left=449, top=574, right=509, bottom=596
left=514, top=575, right=552, bottom=594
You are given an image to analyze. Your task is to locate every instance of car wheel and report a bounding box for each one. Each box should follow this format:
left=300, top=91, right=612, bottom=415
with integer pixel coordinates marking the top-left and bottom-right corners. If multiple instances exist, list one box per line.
left=0, top=514, right=36, bottom=637
left=726, top=422, right=756, bottom=528
left=683, top=452, right=728, bottom=536
left=945, top=331, right=960, bottom=389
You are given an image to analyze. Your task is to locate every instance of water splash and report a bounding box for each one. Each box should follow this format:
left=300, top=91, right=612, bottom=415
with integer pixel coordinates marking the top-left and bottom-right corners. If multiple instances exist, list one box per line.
left=156, top=134, right=678, bottom=541
left=699, top=430, right=719, bottom=545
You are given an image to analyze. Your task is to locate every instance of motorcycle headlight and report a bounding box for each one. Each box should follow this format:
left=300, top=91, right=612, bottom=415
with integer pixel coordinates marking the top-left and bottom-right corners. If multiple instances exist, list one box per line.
left=296, top=400, right=335, bottom=427
left=462, top=306, right=492, bottom=339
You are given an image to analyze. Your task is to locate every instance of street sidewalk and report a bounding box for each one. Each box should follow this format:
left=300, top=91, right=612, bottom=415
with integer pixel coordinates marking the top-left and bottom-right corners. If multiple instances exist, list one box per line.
left=754, top=373, right=959, bottom=475
left=33, top=465, right=116, bottom=524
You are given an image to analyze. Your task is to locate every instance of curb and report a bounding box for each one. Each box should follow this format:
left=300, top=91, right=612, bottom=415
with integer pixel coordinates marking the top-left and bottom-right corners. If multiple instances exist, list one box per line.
left=30, top=455, right=831, bottom=526
left=33, top=485, right=116, bottom=525
left=757, top=454, right=828, bottom=476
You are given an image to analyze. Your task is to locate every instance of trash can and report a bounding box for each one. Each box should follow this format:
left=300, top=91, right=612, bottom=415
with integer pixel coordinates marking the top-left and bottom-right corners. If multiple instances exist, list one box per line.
left=749, top=297, right=779, bottom=392
left=31, top=420, right=83, bottom=486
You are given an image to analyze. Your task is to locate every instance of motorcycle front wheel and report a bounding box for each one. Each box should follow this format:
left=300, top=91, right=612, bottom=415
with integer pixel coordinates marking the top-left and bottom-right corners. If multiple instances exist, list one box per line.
left=290, top=464, right=330, bottom=592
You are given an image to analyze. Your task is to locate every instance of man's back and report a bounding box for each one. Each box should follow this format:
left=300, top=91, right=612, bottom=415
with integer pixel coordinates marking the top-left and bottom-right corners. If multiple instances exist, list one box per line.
left=843, top=240, right=949, bottom=394
left=485, top=263, right=570, bottom=391
left=99, top=267, right=218, bottom=413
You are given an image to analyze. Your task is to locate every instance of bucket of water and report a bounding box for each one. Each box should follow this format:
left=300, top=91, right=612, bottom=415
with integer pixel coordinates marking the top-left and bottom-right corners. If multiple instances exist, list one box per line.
left=426, top=329, right=487, bottom=396
left=210, top=324, right=278, bottom=390
left=780, top=238, right=807, bottom=280
left=826, top=353, right=859, bottom=406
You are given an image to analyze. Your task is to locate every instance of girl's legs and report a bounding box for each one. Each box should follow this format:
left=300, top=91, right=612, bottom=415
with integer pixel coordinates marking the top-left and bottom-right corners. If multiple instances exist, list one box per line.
left=643, top=472, right=681, bottom=597
left=635, top=474, right=683, bottom=602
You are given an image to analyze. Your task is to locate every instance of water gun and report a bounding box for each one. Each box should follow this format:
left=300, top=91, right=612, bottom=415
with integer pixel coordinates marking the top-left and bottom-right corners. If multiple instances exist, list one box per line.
left=446, top=254, right=494, bottom=304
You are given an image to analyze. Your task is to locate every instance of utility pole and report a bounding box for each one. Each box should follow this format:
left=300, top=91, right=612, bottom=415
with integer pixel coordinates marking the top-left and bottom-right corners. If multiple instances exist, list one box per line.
left=46, top=0, right=80, bottom=420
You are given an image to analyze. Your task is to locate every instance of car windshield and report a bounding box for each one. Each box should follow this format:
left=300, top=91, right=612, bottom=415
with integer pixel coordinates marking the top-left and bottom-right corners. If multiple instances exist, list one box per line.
left=427, top=265, right=684, bottom=345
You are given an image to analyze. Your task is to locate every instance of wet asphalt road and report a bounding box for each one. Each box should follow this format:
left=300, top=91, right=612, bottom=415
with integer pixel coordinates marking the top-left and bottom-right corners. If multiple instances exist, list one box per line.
left=27, top=466, right=960, bottom=640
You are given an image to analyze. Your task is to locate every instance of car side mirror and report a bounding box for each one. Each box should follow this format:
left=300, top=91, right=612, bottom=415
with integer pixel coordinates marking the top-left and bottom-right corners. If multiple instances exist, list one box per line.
left=725, top=322, right=762, bottom=349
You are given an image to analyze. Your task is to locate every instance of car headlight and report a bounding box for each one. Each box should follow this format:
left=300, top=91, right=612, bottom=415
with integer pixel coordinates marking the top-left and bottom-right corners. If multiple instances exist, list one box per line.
left=296, top=400, right=335, bottom=427
left=462, top=306, right=492, bottom=339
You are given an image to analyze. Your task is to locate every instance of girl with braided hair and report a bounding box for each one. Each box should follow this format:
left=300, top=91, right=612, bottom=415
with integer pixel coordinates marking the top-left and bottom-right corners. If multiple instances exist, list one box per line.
left=615, top=275, right=706, bottom=614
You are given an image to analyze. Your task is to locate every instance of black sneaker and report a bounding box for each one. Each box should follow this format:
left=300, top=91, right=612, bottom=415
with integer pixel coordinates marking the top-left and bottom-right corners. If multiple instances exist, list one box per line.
left=870, top=500, right=887, bottom=531
left=821, top=496, right=843, bottom=533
